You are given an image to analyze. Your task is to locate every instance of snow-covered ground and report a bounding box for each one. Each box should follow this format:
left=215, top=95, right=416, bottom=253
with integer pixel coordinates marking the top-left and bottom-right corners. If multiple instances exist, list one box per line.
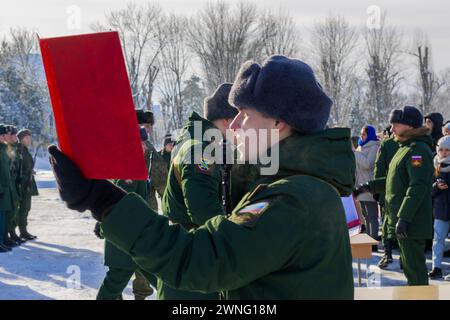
left=1, top=171, right=450, bottom=299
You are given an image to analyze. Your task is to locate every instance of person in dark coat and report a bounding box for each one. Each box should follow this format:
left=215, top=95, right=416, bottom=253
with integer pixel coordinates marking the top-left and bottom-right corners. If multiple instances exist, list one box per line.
left=429, top=136, right=450, bottom=279
left=425, top=113, right=444, bottom=150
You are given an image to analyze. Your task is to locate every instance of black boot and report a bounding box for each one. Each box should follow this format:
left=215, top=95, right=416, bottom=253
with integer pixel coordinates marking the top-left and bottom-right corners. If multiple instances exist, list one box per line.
left=378, top=240, right=394, bottom=269
left=428, top=268, right=443, bottom=279
left=9, top=229, right=25, bottom=244
left=0, top=243, right=11, bottom=252
left=19, top=226, right=37, bottom=241
left=4, top=236, right=19, bottom=247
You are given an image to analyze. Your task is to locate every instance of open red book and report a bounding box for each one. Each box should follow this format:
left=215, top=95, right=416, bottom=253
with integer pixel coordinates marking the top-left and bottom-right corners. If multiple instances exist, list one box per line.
left=39, top=31, right=147, bottom=180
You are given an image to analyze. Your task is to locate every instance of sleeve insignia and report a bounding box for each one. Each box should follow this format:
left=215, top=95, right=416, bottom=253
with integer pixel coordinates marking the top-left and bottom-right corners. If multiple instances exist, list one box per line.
left=411, top=155, right=423, bottom=167
left=195, top=158, right=214, bottom=174
left=228, top=201, right=270, bottom=227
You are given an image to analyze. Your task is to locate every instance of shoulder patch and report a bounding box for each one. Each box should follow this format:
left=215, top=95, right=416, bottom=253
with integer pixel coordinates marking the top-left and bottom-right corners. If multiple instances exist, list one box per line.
left=411, top=155, right=423, bottom=167
left=195, top=158, right=214, bottom=174
left=228, top=201, right=270, bottom=228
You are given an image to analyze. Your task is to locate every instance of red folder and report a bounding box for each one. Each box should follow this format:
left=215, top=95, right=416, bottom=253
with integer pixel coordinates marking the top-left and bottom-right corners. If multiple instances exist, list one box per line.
left=39, top=31, right=147, bottom=180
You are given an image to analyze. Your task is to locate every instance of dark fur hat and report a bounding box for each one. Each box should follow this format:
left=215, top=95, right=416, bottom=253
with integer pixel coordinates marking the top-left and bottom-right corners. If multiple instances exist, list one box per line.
left=204, top=83, right=238, bottom=122
left=389, top=106, right=423, bottom=128
left=228, top=55, right=332, bottom=133
left=136, top=109, right=155, bottom=125
left=6, top=125, right=17, bottom=135
left=0, top=124, right=7, bottom=135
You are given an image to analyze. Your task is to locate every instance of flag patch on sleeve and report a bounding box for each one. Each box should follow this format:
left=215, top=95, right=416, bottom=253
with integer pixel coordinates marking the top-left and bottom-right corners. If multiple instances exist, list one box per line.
left=228, top=201, right=270, bottom=228
left=411, top=155, right=423, bottom=167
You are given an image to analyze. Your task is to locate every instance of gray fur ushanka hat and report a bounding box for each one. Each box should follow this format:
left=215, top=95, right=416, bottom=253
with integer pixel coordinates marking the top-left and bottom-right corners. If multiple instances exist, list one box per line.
left=228, top=55, right=333, bottom=133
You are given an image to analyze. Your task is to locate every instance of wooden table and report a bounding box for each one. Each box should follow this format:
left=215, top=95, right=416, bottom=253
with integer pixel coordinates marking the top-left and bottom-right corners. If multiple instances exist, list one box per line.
left=350, top=233, right=378, bottom=286
left=355, top=285, right=450, bottom=300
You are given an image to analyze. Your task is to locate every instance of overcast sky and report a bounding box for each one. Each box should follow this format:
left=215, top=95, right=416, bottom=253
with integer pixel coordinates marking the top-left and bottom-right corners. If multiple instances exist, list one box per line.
left=0, top=0, right=449, bottom=71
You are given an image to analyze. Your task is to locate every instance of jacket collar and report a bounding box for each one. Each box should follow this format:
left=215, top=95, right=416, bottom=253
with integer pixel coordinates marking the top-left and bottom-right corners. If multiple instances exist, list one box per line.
left=395, top=126, right=431, bottom=144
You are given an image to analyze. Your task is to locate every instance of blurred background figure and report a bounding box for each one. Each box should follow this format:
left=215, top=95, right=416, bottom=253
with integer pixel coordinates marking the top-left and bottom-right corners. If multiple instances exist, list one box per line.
left=16, top=129, right=39, bottom=241
left=354, top=125, right=381, bottom=249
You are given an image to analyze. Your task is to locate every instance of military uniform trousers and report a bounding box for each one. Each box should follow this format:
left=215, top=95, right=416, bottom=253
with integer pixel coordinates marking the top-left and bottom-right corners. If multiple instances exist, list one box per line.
left=97, top=268, right=156, bottom=300
left=398, top=238, right=428, bottom=286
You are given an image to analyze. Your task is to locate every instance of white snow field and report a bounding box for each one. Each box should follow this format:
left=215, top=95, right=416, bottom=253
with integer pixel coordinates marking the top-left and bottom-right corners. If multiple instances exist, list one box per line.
left=0, top=171, right=450, bottom=299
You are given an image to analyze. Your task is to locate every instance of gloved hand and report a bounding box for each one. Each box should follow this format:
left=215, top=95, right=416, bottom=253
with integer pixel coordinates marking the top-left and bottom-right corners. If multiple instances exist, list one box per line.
left=94, top=222, right=104, bottom=239
left=48, top=145, right=126, bottom=221
left=395, top=219, right=408, bottom=239
left=352, top=183, right=370, bottom=198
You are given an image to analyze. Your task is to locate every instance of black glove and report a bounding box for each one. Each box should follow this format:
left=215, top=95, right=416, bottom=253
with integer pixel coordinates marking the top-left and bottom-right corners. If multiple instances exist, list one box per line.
left=353, top=183, right=370, bottom=198
left=395, top=219, right=408, bottom=239
left=48, top=145, right=126, bottom=221
left=94, top=222, right=104, bottom=239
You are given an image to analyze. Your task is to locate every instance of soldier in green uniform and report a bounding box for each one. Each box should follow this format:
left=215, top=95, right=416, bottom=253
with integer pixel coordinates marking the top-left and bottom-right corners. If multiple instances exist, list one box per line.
left=4, top=125, right=23, bottom=246
left=160, top=134, right=174, bottom=170
left=373, top=128, right=399, bottom=269
left=158, top=83, right=237, bottom=300
left=356, top=106, right=434, bottom=286
left=96, top=128, right=156, bottom=300
left=0, top=124, right=14, bottom=252
left=135, top=110, right=168, bottom=212
left=16, top=129, right=39, bottom=241
left=49, top=55, right=355, bottom=299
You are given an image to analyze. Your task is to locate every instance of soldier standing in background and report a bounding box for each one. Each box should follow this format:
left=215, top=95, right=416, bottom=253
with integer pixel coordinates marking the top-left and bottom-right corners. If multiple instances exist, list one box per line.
left=373, top=128, right=399, bottom=269
left=357, top=106, right=434, bottom=285
left=16, top=129, right=38, bottom=241
left=160, top=134, right=174, bottom=170
left=96, top=128, right=156, bottom=300
left=0, top=124, right=14, bottom=252
left=157, top=83, right=237, bottom=300
left=4, top=125, right=23, bottom=246
left=135, top=110, right=168, bottom=212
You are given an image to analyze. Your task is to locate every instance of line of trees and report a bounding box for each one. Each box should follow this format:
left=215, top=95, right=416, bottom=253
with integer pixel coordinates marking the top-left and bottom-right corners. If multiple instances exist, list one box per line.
left=1, top=0, right=450, bottom=148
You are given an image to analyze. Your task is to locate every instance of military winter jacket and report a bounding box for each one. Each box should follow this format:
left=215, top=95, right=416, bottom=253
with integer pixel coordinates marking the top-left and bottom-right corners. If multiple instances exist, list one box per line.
left=369, top=127, right=434, bottom=239
left=162, top=112, right=223, bottom=227
left=17, top=144, right=38, bottom=197
left=103, top=179, right=148, bottom=269
left=7, top=143, right=20, bottom=206
left=101, top=128, right=356, bottom=299
left=0, top=143, right=14, bottom=211
left=373, top=137, right=400, bottom=206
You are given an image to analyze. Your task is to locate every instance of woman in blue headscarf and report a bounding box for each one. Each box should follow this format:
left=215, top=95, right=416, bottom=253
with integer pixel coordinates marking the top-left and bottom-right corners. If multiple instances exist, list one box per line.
left=355, top=125, right=381, bottom=246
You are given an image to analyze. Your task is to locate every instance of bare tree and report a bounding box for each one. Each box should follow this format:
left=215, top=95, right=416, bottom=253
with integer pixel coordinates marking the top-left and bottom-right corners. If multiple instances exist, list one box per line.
left=253, top=8, right=300, bottom=60
left=434, top=68, right=450, bottom=120
left=157, top=14, right=192, bottom=132
left=91, top=2, right=164, bottom=111
left=0, top=28, right=52, bottom=146
left=409, top=32, right=443, bottom=114
left=187, top=1, right=258, bottom=93
left=363, top=13, right=404, bottom=129
left=311, top=15, right=358, bottom=126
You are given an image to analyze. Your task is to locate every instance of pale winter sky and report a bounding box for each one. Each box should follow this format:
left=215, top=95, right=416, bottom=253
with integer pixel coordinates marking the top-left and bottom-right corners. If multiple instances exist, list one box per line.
left=0, top=0, right=449, bottom=71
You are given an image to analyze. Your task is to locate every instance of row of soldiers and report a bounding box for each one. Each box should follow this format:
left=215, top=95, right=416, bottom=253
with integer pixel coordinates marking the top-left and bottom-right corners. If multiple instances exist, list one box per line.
left=0, top=124, right=38, bottom=253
